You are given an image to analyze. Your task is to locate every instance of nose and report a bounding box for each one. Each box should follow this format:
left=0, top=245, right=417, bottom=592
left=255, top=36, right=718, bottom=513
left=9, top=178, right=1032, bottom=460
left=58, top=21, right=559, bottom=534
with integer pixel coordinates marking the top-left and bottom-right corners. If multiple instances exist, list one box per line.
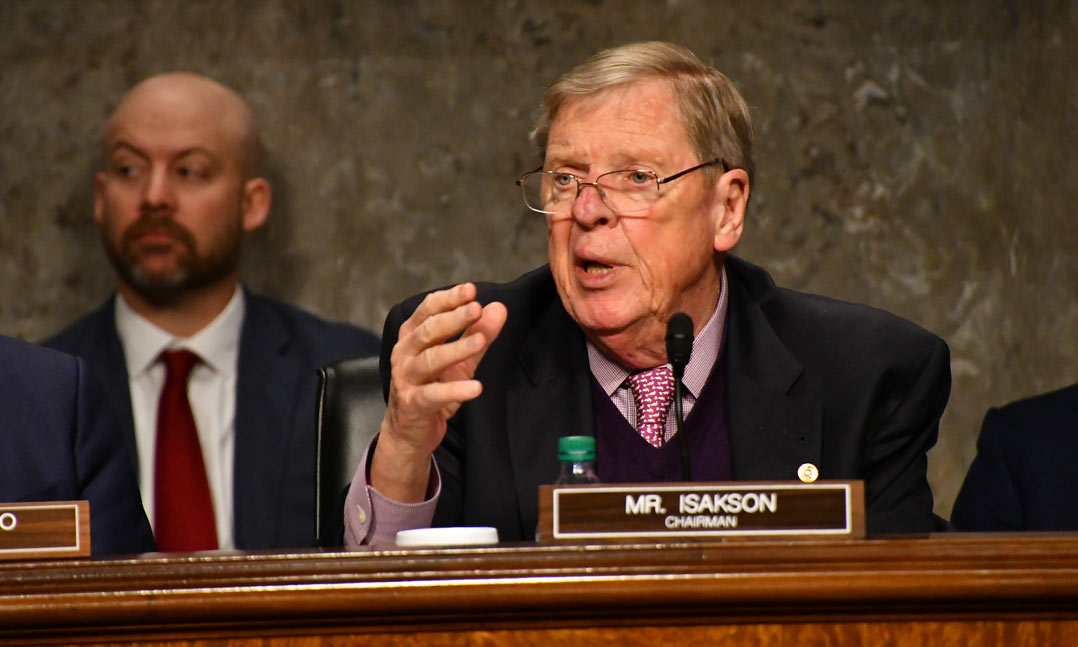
left=140, top=166, right=175, bottom=212
left=569, top=181, right=616, bottom=229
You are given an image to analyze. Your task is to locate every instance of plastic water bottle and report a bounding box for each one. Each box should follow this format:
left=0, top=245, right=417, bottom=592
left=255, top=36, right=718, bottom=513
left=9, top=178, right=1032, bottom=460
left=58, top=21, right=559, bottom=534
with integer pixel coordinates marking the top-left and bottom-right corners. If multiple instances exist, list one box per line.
left=555, top=436, right=600, bottom=485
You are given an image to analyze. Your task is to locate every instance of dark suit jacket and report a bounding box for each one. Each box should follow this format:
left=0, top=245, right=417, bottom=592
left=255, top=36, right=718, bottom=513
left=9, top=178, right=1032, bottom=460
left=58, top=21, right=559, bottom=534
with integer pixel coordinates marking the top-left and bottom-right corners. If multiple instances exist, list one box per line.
left=0, top=335, right=155, bottom=555
left=380, top=257, right=951, bottom=539
left=950, top=384, right=1078, bottom=531
left=44, top=288, right=379, bottom=549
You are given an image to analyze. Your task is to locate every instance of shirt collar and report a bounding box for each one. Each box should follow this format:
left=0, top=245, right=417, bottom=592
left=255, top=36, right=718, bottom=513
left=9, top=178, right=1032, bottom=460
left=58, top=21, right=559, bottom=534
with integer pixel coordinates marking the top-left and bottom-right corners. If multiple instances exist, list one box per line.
left=115, top=285, right=246, bottom=378
left=587, top=266, right=728, bottom=397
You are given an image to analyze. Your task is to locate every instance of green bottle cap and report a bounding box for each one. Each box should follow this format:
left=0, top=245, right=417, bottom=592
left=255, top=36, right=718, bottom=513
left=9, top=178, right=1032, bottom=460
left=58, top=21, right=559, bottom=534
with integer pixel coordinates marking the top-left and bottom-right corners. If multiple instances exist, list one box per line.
left=558, top=435, right=596, bottom=462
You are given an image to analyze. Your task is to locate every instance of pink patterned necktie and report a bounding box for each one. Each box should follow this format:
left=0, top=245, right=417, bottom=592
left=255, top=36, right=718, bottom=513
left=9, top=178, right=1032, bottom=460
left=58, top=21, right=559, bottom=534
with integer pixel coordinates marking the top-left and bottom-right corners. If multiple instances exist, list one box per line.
left=628, top=365, right=675, bottom=448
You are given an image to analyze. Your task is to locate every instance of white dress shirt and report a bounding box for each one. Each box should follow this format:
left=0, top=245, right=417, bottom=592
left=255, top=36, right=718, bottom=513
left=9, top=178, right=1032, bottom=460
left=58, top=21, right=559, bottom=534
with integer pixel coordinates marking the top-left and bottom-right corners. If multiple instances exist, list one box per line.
left=114, top=286, right=244, bottom=550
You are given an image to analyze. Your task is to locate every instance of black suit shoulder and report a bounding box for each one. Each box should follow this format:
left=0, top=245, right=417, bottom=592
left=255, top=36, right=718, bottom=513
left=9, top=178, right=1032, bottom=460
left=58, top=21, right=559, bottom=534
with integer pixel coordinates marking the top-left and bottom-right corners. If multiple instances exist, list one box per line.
left=42, top=298, right=118, bottom=355
left=726, top=256, right=949, bottom=412
left=728, top=256, right=944, bottom=367
left=980, top=384, right=1077, bottom=434
left=951, top=384, right=1078, bottom=531
left=244, top=290, right=380, bottom=360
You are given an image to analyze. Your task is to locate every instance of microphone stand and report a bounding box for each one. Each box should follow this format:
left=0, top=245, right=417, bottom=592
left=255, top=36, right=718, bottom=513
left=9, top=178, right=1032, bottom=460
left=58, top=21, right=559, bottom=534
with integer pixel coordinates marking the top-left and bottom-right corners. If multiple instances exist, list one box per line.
left=666, top=313, right=694, bottom=482
left=674, top=370, right=691, bottom=481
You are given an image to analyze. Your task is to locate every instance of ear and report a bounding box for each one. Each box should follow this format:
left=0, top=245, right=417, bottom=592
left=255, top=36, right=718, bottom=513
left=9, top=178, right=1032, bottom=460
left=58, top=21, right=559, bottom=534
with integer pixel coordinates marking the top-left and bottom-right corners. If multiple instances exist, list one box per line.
left=712, top=168, right=749, bottom=253
left=241, top=177, right=271, bottom=233
left=92, top=172, right=107, bottom=226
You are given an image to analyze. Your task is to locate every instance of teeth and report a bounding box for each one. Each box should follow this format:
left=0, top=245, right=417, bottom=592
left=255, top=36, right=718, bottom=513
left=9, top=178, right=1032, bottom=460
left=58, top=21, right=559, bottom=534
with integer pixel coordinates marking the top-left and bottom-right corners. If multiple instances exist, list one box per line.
left=584, top=262, right=612, bottom=274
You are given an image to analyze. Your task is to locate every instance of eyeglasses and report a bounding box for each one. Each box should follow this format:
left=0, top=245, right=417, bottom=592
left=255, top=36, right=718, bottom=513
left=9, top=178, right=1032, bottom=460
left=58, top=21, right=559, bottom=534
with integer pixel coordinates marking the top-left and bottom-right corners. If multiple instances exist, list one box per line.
left=516, top=158, right=727, bottom=215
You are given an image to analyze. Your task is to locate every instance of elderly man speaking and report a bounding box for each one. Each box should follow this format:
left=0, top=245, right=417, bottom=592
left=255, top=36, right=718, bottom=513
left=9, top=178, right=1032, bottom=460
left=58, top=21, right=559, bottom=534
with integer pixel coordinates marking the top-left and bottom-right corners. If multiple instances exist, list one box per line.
left=345, top=41, right=951, bottom=544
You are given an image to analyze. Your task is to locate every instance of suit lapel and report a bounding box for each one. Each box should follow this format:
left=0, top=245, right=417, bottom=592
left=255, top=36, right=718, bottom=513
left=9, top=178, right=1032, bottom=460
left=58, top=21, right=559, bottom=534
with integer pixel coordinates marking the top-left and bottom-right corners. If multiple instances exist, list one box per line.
left=232, top=291, right=301, bottom=546
left=724, top=264, right=822, bottom=481
left=82, top=299, right=141, bottom=477
left=506, top=299, right=593, bottom=533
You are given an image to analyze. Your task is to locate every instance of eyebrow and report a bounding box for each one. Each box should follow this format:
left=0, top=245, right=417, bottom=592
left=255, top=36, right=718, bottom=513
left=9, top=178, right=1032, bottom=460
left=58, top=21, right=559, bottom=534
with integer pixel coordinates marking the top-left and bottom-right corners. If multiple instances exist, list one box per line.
left=544, top=143, right=670, bottom=173
left=545, top=155, right=667, bottom=175
left=108, top=140, right=219, bottom=162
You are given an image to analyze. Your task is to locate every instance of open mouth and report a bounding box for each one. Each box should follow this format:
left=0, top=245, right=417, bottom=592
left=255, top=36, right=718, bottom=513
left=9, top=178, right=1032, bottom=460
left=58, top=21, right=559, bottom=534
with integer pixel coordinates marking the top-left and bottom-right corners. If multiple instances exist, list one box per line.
left=582, top=260, right=613, bottom=275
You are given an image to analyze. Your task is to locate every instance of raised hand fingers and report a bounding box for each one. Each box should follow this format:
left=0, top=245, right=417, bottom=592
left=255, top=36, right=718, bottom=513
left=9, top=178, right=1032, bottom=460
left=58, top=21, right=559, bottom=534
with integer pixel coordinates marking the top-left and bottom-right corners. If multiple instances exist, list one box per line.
left=398, top=283, right=478, bottom=343
left=452, top=301, right=508, bottom=378
left=372, top=288, right=505, bottom=502
left=400, top=300, right=508, bottom=388
left=402, top=328, right=487, bottom=385
left=389, top=377, right=482, bottom=426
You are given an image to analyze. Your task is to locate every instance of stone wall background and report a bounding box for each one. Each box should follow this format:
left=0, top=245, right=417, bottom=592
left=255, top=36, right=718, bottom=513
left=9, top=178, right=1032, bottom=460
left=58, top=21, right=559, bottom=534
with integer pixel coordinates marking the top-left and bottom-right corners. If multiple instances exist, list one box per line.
left=0, top=0, right=1074, bottom=519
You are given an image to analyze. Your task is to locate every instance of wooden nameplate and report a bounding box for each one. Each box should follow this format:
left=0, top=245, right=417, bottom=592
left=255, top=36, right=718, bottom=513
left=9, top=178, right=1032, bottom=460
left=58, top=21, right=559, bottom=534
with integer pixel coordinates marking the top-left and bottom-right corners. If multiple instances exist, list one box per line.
left=0, top=501, right=90, bottom=560
left=537, top=481, right=864, bottom=542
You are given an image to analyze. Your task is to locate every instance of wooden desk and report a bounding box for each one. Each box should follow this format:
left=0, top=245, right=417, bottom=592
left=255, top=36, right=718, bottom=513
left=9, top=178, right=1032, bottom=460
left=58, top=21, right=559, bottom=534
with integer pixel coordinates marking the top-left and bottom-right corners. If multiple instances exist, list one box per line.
left=1, top=533, right=1076, bottom=646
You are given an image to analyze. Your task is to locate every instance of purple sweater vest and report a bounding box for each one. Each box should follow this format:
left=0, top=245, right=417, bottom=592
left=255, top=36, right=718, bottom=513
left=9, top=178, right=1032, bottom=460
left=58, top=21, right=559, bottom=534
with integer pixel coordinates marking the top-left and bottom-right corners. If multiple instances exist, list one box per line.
left=592, top=350, right=732, bottom=483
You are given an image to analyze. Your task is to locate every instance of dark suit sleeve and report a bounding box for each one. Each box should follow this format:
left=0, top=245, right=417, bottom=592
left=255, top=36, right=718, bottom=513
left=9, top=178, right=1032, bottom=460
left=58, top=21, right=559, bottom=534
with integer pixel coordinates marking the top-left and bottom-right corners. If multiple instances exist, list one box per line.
left=862, top=337, right=951, bottom=534
left=950, top=409, right=1021, bottom=530
left=72, top=358, right=156, bottom=555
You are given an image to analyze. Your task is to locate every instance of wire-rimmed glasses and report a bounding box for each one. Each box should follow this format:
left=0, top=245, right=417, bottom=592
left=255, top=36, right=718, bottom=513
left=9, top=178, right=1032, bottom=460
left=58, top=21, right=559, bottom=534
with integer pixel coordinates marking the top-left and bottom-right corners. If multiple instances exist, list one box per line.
left=516, top=158, right=727, bottom=215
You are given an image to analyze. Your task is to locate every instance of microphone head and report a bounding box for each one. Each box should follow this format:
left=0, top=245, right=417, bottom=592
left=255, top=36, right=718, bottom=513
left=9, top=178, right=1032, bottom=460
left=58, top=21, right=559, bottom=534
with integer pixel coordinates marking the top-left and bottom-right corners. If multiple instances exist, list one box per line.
left=665, top=312, right=694, bottom=374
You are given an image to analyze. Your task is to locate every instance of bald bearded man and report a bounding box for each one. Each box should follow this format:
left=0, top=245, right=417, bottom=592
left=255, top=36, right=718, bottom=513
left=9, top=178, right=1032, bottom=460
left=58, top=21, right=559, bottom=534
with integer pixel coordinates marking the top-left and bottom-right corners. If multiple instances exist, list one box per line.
left=45, top=73, right=378, bottom=551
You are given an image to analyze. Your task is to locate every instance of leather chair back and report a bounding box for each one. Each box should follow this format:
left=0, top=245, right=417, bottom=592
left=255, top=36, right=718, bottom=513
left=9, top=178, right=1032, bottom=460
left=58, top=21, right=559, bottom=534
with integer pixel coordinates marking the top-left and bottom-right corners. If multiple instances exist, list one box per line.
left=315, top=355, right=384, bottom=546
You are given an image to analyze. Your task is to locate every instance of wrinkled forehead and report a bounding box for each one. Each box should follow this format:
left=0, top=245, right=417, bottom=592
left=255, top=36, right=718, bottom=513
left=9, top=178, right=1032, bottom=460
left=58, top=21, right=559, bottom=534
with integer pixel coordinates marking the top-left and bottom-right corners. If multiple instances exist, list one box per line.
left=545, top=80, right=693, bottom=164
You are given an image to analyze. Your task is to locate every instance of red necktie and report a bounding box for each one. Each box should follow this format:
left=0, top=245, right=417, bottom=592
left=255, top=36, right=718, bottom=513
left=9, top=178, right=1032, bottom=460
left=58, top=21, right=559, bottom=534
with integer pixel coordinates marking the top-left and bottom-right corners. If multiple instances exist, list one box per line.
left=629, top=366, right=675, bottom=448
left=154, top=349, right=218, bottom=551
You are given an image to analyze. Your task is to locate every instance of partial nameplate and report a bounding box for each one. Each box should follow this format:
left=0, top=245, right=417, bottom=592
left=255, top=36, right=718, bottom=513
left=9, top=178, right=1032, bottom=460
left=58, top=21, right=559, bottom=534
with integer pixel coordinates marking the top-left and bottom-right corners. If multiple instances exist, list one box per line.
left=537, top=481, right=864, bottom=541
left=0, top=501, right=90, bottom=560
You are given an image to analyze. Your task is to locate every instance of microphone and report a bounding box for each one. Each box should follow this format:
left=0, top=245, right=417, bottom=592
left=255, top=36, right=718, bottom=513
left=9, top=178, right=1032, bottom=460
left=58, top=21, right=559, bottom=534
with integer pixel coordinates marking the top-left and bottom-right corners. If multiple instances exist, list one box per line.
left=665, top=312, right=694, bottom=481
left=665, top=312, right=693, bottom=380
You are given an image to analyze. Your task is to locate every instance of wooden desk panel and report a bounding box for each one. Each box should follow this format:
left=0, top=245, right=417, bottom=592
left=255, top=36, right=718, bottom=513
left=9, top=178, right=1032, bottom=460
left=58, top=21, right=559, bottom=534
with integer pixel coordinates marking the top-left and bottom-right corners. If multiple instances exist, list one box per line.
left=1, top=533, right=1076, bottom=646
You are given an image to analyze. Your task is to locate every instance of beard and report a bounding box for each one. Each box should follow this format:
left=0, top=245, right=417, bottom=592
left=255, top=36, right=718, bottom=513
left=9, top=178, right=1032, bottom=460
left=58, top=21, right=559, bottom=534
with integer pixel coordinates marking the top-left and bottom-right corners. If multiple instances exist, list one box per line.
left=101, top=212, right=242, bottom=307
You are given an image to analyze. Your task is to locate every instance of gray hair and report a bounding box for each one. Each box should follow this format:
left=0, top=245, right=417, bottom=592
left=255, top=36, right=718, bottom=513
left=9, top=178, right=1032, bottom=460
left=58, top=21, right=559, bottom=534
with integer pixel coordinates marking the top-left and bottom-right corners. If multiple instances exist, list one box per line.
left=530, top=41, right=754, bottom=183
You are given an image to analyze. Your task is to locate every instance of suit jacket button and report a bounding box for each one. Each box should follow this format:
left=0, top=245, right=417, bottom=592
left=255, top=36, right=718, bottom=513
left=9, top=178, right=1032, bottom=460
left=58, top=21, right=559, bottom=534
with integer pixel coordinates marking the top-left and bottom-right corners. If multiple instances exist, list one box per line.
left=797, top=463, right=819, bottom=483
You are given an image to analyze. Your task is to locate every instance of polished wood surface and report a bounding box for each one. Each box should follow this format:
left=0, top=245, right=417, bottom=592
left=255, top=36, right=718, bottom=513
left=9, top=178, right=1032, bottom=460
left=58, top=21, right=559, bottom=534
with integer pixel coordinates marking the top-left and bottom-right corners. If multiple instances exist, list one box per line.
left=1, top=533, right=1076, bottom=645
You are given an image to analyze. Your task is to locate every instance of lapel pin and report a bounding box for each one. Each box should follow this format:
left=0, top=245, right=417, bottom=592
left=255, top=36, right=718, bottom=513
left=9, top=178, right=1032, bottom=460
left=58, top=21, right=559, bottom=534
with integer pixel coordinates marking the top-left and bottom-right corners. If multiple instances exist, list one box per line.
left=797, top=463, right=819, bottom=483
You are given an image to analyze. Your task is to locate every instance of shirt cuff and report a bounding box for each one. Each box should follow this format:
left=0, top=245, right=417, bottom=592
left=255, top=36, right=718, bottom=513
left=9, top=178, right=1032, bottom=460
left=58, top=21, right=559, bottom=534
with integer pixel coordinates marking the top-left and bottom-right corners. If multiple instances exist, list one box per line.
left=343, top=433, right=440, bottom=547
